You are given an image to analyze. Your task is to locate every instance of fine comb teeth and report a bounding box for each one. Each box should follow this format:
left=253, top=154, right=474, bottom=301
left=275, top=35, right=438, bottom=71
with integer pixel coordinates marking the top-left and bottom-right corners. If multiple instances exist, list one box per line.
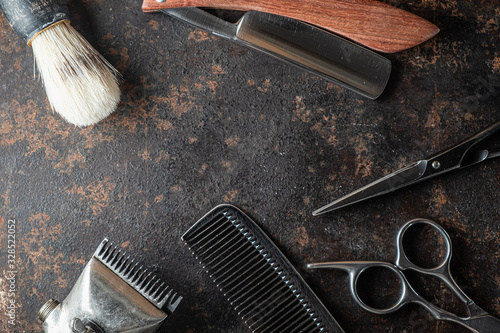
left=182, top=204, right=345, bottom=333
left=94, top=239, right=182, bottom=314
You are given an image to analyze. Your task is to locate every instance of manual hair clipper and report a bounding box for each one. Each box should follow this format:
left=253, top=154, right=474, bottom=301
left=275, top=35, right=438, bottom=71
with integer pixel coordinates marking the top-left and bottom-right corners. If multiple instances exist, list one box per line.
left=38, top=239, right=182, bottom=333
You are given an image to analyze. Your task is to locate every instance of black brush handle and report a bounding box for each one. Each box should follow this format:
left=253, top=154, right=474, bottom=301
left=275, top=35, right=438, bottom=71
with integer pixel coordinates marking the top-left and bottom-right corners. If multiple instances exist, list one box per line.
left=0, top=0, right=69, bottom=44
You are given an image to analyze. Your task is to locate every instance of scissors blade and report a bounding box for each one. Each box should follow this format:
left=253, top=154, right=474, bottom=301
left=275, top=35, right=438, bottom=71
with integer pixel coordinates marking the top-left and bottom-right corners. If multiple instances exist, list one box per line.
left=465, top=314, right=500, bottom=333
left=314, top=120, right=500, bottom=215
left=313, top=160, right=428, bottom=216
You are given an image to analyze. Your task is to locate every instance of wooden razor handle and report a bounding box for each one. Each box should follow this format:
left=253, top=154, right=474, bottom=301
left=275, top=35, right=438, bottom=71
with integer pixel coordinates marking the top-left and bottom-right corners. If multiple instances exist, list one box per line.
left=142, top=0, right=439, bottom=53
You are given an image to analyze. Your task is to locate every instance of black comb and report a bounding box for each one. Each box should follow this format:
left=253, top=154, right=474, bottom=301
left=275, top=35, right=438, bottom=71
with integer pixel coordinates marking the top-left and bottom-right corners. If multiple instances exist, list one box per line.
left=182, top=204, right=345, bottom=333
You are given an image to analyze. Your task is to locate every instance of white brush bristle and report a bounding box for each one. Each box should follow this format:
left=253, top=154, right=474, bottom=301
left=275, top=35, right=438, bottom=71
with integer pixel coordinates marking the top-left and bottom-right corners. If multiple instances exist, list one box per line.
left=31, top=21, right=121, bottom=127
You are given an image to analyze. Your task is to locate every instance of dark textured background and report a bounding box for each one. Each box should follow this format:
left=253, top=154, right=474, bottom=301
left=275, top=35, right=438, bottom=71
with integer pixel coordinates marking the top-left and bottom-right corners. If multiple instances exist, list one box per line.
left=0, top=0, right=499, bottom=332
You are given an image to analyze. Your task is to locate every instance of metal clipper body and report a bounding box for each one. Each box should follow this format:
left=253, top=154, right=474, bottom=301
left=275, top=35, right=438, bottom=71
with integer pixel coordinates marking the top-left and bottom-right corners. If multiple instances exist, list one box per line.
left=38, top=239, right=182, bottom=333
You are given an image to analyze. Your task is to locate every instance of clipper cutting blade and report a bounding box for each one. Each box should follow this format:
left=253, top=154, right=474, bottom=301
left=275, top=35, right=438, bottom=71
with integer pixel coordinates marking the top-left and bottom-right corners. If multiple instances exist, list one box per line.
left=39, top=238, right=182, bottom=333
left=94, top=239, right=182, bottom=313
left=182, top=204, right=345, bottom=333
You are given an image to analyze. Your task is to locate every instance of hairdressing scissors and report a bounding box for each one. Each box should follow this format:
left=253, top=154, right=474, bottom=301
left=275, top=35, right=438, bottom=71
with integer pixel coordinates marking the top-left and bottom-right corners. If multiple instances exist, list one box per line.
left=313, top=120, right=500, bottom=216
left=307, top=219, right=500, bottom=333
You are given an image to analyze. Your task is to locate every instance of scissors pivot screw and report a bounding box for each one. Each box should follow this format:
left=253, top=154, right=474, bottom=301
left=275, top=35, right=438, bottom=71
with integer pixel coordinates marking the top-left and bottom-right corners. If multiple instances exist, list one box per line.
left=432, top=161, right=441, bottom=169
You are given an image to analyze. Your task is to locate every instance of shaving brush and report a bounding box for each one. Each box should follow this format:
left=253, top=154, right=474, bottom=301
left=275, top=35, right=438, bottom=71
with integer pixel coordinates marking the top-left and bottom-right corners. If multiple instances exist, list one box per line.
left=0, top=0, right=121, bottom=127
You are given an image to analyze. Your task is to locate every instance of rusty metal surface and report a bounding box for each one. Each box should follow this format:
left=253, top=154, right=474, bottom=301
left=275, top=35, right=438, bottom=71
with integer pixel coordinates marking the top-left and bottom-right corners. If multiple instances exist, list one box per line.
left=0, top=0, right=499, bottom=332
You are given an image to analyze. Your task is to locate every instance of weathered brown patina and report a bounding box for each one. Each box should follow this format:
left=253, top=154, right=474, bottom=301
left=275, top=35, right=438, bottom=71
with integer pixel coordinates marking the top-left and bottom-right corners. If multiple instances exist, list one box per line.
left=0, top=0, right=498, bottom=332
